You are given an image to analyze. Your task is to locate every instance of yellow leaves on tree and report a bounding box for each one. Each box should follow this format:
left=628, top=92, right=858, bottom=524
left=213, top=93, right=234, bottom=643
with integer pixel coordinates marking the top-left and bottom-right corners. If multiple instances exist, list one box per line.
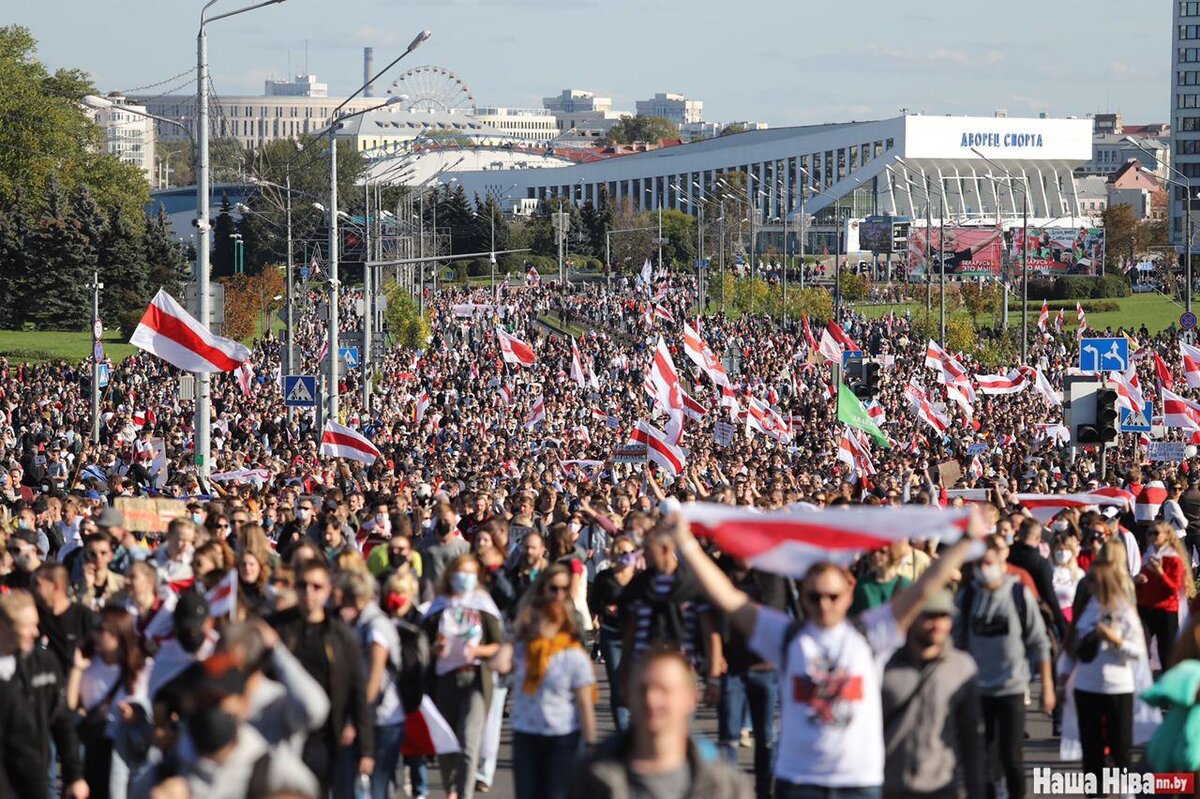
left=219, top=268, right=285, bottom=343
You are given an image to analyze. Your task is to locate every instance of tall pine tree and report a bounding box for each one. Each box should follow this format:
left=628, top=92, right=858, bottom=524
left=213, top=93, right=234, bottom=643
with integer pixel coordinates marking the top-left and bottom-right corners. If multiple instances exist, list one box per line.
left=0, top=194, right=32, bottom=327
left=98, top=207, right=150, bottom=333
left=24, top=178, right=91, bottom=329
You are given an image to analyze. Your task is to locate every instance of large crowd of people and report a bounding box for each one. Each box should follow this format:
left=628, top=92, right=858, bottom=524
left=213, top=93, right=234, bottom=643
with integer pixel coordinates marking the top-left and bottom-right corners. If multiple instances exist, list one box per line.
left=2, top=269, right=1200, bottom=799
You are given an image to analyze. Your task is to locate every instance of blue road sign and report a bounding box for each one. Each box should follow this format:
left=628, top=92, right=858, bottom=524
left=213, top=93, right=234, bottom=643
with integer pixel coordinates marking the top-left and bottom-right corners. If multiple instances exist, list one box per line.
left=1120, top=400, right=1153, bottom=433
left=841, top=350, right=864, bottom=370
left=300, top=265, right=310, bottom=281
left=283, top=375, right=317, bottom=407
left=1182, top=311, right=1198, bottom=331
left=93, top=341, right=104, bottom=362
left=97, top=363, right=110, bottom=389
left=339, top=347, right=360, bottom=369
left=1078, top=337, right=1129, bottom=373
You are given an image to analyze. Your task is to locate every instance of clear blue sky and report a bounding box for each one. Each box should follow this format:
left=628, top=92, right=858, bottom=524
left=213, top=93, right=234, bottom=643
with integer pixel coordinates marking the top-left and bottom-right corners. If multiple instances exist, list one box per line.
left=8, top=0, right=1172, bottom=127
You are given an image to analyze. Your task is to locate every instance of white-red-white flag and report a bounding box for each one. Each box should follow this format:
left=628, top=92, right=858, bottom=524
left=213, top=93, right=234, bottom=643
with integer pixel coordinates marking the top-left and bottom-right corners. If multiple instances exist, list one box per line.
left=682, top=322, right=731, bottom=388
left=495, top=326, right=536, bottom=367
left=653, top=305, right=675, bottom=324
left=745, top=395, right=793, bottom=444
left=570, top=339, right=587, bottom=388
left=401, top=696, right=461, bottom=756
left=682, top=502, right=970, bottom=576
left=131, top=289, right=251, bottom=373
left=1054, top=308, right=1065, bottom=334
left=1037, top=300, right=1049, bottom=333
left=1110, top=370, right=1145, bottom=414
left=1183, top=341, right=1200, bottom=389
left=837, top=427, right=876, bottom=477
left=630, top=420, right=686, bottom=477
left=1021, top=366, right=1062, bottom=407
left=319, top=421, right=381, bottom=464
left=818, top=321, right=858, bottom=363
left=647, top=336, right=682, bottom=413
left=414, top=388, right=432, bottom=422
left=975, top=370, right=1028, bottom=396
left=1015, top=492, right=1131, bottom=523
left=864, top=399, right=887, bottom=425
left=905, top=383, right=950, bottom=433
left=1154, top=353, right=1176, bottom=392
left=235, top=362, right=255, bottom=397
left=524, top=398, right=546, bottom=430
left=1076, top=302, right=1087, bottom=339
left=205, top=570, right=238, bottom=619
left=1163, top=387, right=1200, bottom=431
left=496, top=384, right=514, bottom=407
left=680, top=388, right=708, bottom=421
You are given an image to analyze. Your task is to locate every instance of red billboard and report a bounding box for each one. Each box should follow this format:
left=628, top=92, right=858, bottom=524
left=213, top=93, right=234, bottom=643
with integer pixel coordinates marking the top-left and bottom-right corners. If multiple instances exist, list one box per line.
left=907, top=226, right=1004, bottom=277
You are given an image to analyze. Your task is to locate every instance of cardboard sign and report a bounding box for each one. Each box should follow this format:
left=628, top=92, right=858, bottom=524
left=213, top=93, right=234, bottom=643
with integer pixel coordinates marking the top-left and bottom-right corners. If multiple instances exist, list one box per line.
left=937, top=460, right=963, bottom=487
left=114, top=497, right=189, bottom=533
left=713, top=421, right=735, bottom=447
left=612, top=445, right=648, bottom=463
left=1147, top=441, right=1188, bottom=462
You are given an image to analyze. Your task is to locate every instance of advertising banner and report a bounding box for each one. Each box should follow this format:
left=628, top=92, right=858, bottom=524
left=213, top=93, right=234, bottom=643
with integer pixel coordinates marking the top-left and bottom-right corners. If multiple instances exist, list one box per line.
left=1009, top=227, right=1105, bottom=276
left=907, top=226, right=1005, bottom=277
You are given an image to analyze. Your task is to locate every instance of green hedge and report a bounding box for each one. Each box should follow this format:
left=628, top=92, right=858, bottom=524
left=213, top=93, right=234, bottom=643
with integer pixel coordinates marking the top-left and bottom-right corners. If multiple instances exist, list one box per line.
left=1026, top=275, right=1130, bottom=301
left=1020, top=299, right=1120, bottom=313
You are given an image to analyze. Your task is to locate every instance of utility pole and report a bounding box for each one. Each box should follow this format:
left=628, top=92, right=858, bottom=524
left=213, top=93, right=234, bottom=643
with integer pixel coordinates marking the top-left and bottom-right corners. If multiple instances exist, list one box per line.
left=362, top=182, right=372, bottom=407
left=490, top=210, right=497, bottom=302
left=195, top=23, right=213, bottom=478
left=285, top=169, right=294, bottom=375
left=418, top=192, right=425, bottom=315
left=939, top=193, right=946, bottom=347
left=657, top=205, right=663, bottom=276
left=798, top=188, right=807, bottom=291
left=91, top=272, right=103, bottom=444
left=327, top=125, right=340, bottom=422
left=781, top=201, right=789, bottom=327
left=835, top=206, right=844, bottom=323
left=1021, top=187, right=1029, bottom=363
left=555, top=208, right=567, bottom=285
left=925, top=179, right=932, bottom=314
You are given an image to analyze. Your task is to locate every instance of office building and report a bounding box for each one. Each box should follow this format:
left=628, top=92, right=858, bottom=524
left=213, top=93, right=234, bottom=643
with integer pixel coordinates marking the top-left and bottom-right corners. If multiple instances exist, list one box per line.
left=1172, top=1, right=1200, bottom=253
left=89, top=92, right=156, bottom=181
left=635, top=92, right=703, bottom=126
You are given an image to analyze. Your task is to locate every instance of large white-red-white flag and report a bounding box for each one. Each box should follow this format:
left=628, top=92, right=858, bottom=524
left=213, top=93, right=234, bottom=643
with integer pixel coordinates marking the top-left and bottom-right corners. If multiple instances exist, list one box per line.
left=570, top=339, right=587, bottom=388
left=319, top=421, right=381, bottom=464
left=1182, top=341, right=1200, bottom=389
left=414, top=388, right=432, bottom=423
left=1163, top=387, right=1200, bottom=431
left=524, top=398, right=546, bottom=430
left=131, top=289, right=251, bottom=373
left=975, top=370, right=1028, bottom=396
left=1037, top=300, right=1049, bottom=333
left=235, top=362, right=255, bottom=397
left=745, top=395, right=793, bottom=444
left=647, top=336, right=682, bottom=413
left=495, top=326, right=536, bottom=367
left=818, top=321, right=858, bottom=363
left=836, top=427, right=876, bottom=478
left=1109, top=370, right=1145, bottom=414
left=630, top=420, right=686, bottom=477
left=1015, top=491, right=1131, bottom=523
left=905, top=383, right=950, bottom=433
left=682, top=322, right=731, bottom=387
left=925, top=340, right=975, bottom=401
left=682, top=502, right=970, bottom=576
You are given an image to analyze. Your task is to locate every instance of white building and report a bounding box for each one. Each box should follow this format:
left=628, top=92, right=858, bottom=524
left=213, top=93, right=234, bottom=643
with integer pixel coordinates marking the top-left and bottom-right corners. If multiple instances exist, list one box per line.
left=635, top=93, right=703, bottom=126
left=543, top=89, right=612, bottom=115
left=1079, top=133, right=1169, bottom=178
left=90, top=93, right=156, bottom=181
left=470, top=107, right=558, bottom=142
left=445, top=114, right=1095, bottom=251
left=335, top=110, right=509, bottom=155
left=1172, top=2, right=1200, bottom=253
left=264, top=73, right=327, bottom=97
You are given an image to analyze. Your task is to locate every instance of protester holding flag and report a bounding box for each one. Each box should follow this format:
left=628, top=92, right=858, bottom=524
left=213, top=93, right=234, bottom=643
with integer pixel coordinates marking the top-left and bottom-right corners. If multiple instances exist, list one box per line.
left=665, top=507, right=986, bottom=798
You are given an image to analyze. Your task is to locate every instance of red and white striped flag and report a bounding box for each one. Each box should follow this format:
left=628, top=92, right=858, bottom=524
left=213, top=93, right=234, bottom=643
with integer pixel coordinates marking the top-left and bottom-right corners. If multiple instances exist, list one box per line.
left=496, top=384, right=514, bottom=407
left=745, top=395, right=793, bottom=444
left=1163, top=387, right=1200, bottom=431
left=1020, top=366, right=1062, bottom=407
left=975, top=370, right=1027, bottom=396
left=131, top=409, right=156, bottom=430
left=414, top=388, right=432, bottom=423
left=682, top=502, right=970, bottom=576
left=818, top=321, right=858, bottom=363
left=205, top=570, right=238, bottom=619
left=1182, top=341, right=1200, bottom=389
left=1076, top=302, right=1087, bottom=339
left=682, top=322, right=730, bottom=388
left=319, top=421, right=381, bottom=464
left=905, top=383, right=950, bottom=433
left=801, top=314, right=818, bottom=353
left=401, top=696, right=461, bottom=756
left=1037, top=300, right=1049, bottom=333
left=131, top=289, right=251, bottom=373
left=1154, top=352, right=1176, bottom=392
left=630, top=420, right=686, bottom=477
left=570, top=339, right=587, bottom=388
left=925, top=340, right=975, bottom=401
left=720, top=385, right=742, bottom=422
left=647, top=336, right=682, bottom=413
left=495, top=326, right=536, bottom=367
left=524, top=398, right=546, bottom=430
left=653, top=305, right=675, bottom=323
left=836, top=427, right=876, bottom=477
left=680, top=388, right=708, bottom=420
left=1136, top=480, right=1169, bottom=522
left=864, top=399, right=887, bottom=425
left=1054, top=308, right=1065, bottom=334
left=1110, top=370, right=1145, bottom=414
left=235, top=362, right=255, bottom=397
left=1014, top=491, right=1129, bottom=523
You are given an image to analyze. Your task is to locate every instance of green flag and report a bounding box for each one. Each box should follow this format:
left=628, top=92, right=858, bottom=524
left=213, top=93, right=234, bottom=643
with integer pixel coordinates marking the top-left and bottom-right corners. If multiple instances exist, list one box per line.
left=837, top=383, right=890, bottom=448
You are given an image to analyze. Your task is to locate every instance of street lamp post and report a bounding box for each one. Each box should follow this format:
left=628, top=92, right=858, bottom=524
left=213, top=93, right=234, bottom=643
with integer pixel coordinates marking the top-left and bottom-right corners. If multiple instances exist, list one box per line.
left=970, top=147, right=1030, bottom=361
left=1132, top=143, right=1192, bottom=313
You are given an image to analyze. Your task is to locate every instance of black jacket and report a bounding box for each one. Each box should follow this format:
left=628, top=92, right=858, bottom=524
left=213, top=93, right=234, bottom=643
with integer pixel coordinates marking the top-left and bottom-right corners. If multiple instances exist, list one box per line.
left=1181, top=487, right=1200, bottom=539
left=1007, top=541, right=1066, bottom=636
left=10, top=647, right=82, bottom=787
left=268, top=609, right=373, bottom=755
left=0, top=675, right=47, bottom=799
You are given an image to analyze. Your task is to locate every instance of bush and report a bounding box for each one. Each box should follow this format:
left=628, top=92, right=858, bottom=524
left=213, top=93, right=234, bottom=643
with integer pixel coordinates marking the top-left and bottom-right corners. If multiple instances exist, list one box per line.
left=838, top=270, right=868, bottom=302
left=1021, top=299, right=1120, bottom=313
left=1029, top=275, right=1131, bottom=301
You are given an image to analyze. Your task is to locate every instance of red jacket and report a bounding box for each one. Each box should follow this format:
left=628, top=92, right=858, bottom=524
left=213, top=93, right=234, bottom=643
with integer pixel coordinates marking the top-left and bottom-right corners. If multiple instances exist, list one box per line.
left=1136, top=555, right=1187, bottom=612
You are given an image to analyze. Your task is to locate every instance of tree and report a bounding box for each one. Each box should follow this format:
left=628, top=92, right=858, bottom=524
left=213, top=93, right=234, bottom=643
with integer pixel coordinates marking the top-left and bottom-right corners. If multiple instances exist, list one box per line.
left=23, top=179, right=91, bottom=329
left=720, top=123, right=747, bottom=137
left=211, top=195, right=236, bottom=278
left=602, top=115, right=680, bottom=146
left=382, top=280, right=430, bottom=350
left=99, top=207, right=151, bottom=335
left=1101, top=205, right=1137, bottom=270
left=156, top=140, right=193, bottom=187
left=434, top=185, right=478, bottom=256
left=637, top=208, right=696, bottom=268
left=474, top=194, right=510, bottom=255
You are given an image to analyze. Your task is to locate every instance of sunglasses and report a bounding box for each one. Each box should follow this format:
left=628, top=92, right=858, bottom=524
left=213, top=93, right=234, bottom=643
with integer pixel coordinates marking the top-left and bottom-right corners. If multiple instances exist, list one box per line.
left=549, top=584, right=570, bottom=594
left=216, top=523, right=230, bottom=529
left=804, top=591, right=844, bottom=604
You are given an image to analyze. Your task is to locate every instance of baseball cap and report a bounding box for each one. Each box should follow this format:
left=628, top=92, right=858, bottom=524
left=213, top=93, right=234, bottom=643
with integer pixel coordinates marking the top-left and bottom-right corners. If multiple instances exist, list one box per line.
left=174, top=592, right=210, bottom=633
left=919, top=589, right=957, bottom=617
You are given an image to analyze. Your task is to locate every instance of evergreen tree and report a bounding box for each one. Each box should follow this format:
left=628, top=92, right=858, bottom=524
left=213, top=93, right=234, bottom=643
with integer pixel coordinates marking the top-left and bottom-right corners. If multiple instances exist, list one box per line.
left=98, top=208, right=150, bottom=333
left=474, top=194, right=510, bottom=254
left=144, top=206, right=189, bottom=297
left=211, top=194, right=236, bottom=278
left=0, top=195, right=31, bottom=327
left=437, top=185, right=479, bottom=255
left=24, top=179, right=91, bottom=329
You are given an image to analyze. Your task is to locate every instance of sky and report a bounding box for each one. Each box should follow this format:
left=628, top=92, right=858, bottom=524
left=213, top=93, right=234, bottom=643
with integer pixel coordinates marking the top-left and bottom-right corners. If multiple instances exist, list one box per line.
left=7, top=0, right=1173, bottom=127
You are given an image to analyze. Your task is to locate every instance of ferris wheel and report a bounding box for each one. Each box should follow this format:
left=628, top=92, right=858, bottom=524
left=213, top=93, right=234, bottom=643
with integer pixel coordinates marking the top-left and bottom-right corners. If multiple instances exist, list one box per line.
left=386, top=66, right=476, bottom=113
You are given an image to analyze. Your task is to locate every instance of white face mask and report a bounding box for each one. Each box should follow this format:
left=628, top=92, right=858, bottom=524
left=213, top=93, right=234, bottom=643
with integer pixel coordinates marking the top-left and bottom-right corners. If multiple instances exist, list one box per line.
left=978, top=563, right=1005, bottom=586
left=1054, top=550, right=1071, bottom=565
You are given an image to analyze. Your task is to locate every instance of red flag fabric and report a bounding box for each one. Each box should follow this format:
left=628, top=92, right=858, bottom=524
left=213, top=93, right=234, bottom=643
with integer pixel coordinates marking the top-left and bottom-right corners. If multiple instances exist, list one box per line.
left=319, top=422, right=381, bottom=464
left=131, top=289, right=251, bottom=373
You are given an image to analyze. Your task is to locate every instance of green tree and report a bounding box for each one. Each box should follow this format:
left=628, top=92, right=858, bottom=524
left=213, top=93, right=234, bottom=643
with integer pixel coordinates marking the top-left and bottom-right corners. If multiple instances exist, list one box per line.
left=23, top=179, right=91, bottom=329
left=0, top=196, right=32, bottom=327
left=637, top=208, right=696, bottom=268
left=719, top=123, right=747, bottom=137
left=1101, top=205, right=1137, bottom=270
left=144, top=206, right=188, bottom=295
left=382, top=280, right=431, bottom=350
left=474, top=193, right=510, bottom=254
left=602, top=115, right=680, bottom=146
left=155, top=140, right=193, bottom=187
left=99, top=207, right=152, bottom=335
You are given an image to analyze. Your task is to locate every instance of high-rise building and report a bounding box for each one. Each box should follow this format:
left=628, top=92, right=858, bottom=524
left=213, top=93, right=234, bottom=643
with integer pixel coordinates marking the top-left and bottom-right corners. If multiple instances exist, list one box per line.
left=542, top=89, right=612, bottom=115
left=1171, top=2, right=1200, bottom=253
left=635, top=93, right=703, bottom=126
left=89, top=92, right=156, bottom=181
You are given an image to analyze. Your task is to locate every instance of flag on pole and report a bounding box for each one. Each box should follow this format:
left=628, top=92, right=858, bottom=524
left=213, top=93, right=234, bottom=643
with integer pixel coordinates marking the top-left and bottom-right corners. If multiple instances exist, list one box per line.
left=1037, top=300, right=1049, bottom=332
left=647, top=336, right=682, bottom=413
left=905, top=383, right=951, bottom=433
left=682, top=322, right=730, bottom=387
left=524, top=398, right=546, bottom=430
left=400, top=696, right=461, bottom=756
left=1163, top=387, right=1200, bottom=431
left=205, top=570, right=238, bottom=619
left=1154, top=352, right=1176, bottom=392
left=1054, top=308, right=1065, bottom=334
left=975, top=370, right=1028, bottom=396
left=818, top=321, right=858, bottom=363
left=570, top=339, right=587, bottom=388
left=495, top=327, right=536, bottom=367
left=630, top=420, right=686, bottom=477
left=836, top=383, right=889, bottom=447
left=235, top=362, right=255, bottom=397
left=319, top=421, right=381, bottom=464
left=414, top=388, right=432, bottom=422
left=1183, top=341, right=1200, bottom=389
left=131, top=289, right=251, bottom=373
left=1076, top=302, right=1087, bottom=339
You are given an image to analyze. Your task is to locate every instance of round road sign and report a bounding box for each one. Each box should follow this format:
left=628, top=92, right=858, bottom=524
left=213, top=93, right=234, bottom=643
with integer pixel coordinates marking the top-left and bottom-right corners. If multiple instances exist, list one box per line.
left=1182, top=311, right=1198, bottom=331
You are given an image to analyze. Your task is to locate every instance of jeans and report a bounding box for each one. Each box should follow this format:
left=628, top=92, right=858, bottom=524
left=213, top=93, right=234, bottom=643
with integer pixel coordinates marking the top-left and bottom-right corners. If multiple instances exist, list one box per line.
left=980, top=694, right=1025, bottom=799
left=1139, top=605, right=1180, bottom=671
left=372, top=723, right=404, bottom=799
left=598, top=627, right=629, bottom=732
left=775, top=783, right=882, bottom=799
left=512, top=731, right=581, bottom=799
left=718, top=669, right=779, bottom=799
left=435, top=669, right=488, bottom=799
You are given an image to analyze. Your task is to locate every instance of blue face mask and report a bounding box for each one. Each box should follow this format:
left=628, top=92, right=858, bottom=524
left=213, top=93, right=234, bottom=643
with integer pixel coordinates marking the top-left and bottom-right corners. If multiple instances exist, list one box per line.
left=618, top=551, right=640, bottom=569
left=449, top=571, right=478, bottom=595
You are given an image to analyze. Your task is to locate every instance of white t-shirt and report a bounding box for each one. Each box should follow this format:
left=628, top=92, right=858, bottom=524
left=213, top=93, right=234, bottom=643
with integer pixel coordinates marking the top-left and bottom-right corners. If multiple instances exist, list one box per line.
left=510, top=644, right=595, bottom=737
left=749, top=604, right=902, bottom=787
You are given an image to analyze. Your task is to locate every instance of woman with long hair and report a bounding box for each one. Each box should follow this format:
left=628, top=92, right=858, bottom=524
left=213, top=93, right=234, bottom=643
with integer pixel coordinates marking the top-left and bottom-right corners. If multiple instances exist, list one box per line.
left=66, top=606, right=153, bottom=799
left=1051, top=533, right=1085, bottom=624
left=1135, top=521, right=1193, bottom=670
left=421, top=553, right=504, bottom=799
left=587, top=535, right=639, bottom=731
left=1069, top=558, right=1145, bottom=790
left=504, top=596, right=596, bottom=799
left=235, top=523, right=274, bottom=618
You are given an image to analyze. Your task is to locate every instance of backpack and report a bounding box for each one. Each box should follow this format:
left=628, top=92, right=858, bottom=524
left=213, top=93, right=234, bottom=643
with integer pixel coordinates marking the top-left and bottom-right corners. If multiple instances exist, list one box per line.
left=959, top=578, right=1031, bottom=643
left=396, top=616, right=429, bottom=714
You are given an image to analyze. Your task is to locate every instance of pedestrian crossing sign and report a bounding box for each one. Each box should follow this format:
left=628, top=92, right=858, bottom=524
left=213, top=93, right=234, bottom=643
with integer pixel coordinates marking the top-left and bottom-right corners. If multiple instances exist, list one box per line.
left=1120, top=401, right=1152, bottom=433
left=284, top=375, right=317, bottom=408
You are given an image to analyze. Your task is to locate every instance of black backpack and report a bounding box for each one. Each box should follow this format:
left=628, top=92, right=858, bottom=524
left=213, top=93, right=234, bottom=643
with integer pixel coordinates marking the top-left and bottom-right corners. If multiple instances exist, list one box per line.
left=395, top=616, right=429, bottom=714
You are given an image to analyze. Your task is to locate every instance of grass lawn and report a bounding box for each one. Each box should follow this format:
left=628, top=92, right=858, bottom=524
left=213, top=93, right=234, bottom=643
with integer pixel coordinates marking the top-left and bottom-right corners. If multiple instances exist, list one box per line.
left=851, top=293, right=1186, bottom=334
left=0, top=329, right=138, bottom=364
left=536, top=314, right=587, bottom=338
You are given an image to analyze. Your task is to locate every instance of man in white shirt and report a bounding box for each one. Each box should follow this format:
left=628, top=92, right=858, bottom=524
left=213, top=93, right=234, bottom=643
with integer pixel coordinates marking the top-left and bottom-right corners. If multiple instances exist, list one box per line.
left=154, top=518, right=196, bottom=586
left=669, top=509, right=985, bottom=799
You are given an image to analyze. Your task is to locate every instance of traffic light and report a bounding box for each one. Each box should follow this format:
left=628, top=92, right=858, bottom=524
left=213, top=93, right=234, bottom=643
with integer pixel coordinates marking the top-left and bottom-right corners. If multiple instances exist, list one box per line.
left=1078, top=388, right=1119, bottom=445
left=852, top=362, right=881, bottom=400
